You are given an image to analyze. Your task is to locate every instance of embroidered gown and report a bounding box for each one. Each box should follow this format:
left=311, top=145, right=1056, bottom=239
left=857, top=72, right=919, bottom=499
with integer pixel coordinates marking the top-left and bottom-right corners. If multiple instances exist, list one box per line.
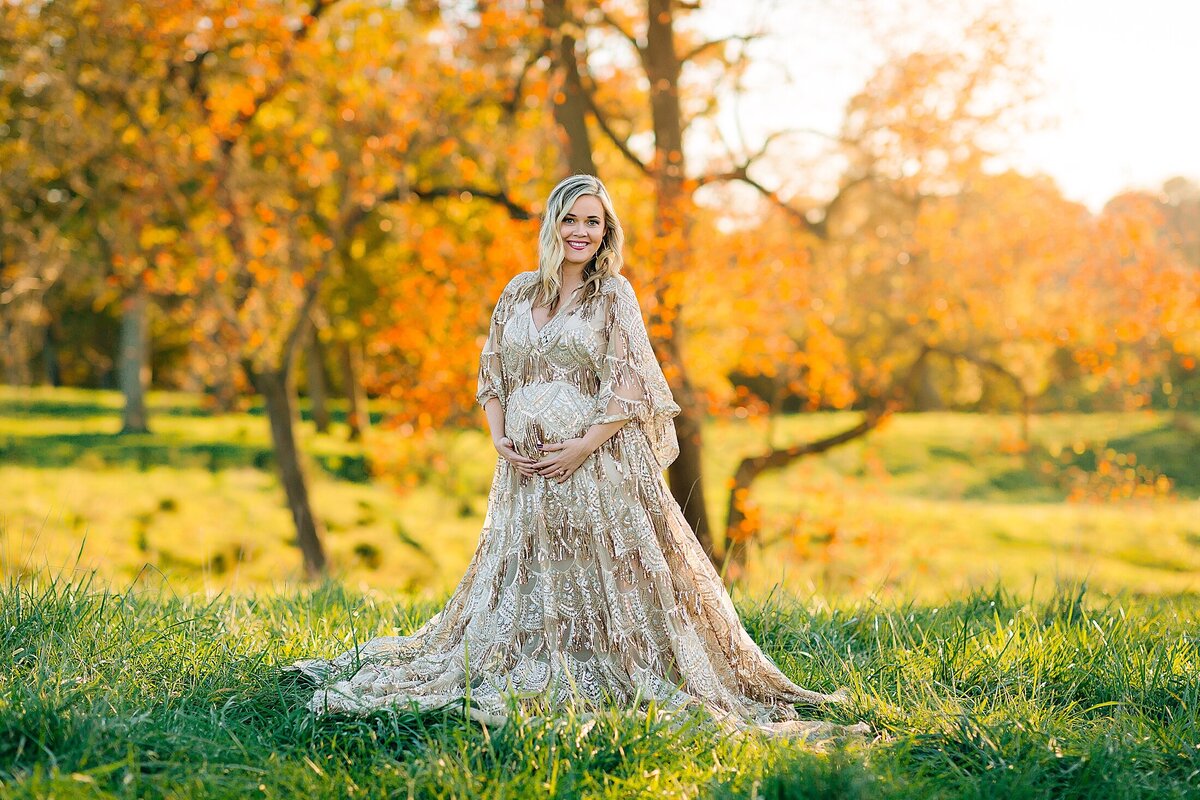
left=287, top=271, right=858, bottom=736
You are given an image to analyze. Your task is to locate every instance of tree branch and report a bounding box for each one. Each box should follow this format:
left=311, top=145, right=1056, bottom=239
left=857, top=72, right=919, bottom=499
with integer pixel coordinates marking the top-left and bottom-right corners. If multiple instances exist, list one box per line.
left=925, top=344, right=1031, bottom=408
left=575, top=64, right=651, bottom=177
left=410, top=185, right=534, bottom=220
left=722, top=344, right=933, bottom=570
left=280, top=266, right=327, bottom=371
left=679, top=33, right=757, bottom=65
left=502, top=38, right=553, bottom=115
left=599, top=9, right=642, bottom=56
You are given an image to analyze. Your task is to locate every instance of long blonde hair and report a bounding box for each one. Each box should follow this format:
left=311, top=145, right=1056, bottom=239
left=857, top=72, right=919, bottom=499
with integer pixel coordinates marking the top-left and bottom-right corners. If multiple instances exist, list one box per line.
left=530, top=174, right=624, bottom=311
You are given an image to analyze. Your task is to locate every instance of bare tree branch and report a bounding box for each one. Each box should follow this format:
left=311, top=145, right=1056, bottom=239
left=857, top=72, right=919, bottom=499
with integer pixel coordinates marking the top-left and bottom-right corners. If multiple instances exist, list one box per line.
left=410, top=185, right=534, bottom=220
left=599, top=9, right=642, bottom=56
left=502, top=38, right=554, bottom=115
left=575, top=65, right=651, bottom=176
left=700, top=161, right=826, bottom=237
left=281, top=267, right=327, bottom=369
left=679, top=33, right=757, bottom=65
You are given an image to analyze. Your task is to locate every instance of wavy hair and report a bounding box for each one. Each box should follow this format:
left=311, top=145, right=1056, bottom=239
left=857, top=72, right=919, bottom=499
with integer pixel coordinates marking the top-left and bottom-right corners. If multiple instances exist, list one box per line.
left=530, top=174, right=624, bottom=311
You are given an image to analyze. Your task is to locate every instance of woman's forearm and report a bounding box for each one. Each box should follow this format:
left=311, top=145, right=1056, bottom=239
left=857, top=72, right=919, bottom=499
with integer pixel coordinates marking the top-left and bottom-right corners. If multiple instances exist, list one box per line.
left=483, top=397, right=505, bottom=443
left=581, top=418, right=630, bottom=453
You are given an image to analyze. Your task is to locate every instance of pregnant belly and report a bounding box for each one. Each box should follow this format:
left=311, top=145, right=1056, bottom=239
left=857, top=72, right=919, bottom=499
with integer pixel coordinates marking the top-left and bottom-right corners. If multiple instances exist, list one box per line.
left=505, top=382, right=596, bottom=460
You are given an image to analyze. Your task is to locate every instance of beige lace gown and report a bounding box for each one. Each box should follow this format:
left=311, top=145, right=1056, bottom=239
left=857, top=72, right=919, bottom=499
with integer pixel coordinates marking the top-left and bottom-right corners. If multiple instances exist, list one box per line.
left=288, top=271, right=858, bottom=736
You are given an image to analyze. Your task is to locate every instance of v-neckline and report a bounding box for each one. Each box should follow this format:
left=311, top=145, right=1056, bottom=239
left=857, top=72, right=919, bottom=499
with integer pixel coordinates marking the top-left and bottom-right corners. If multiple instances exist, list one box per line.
left=529, top=292, right=582, bottom=336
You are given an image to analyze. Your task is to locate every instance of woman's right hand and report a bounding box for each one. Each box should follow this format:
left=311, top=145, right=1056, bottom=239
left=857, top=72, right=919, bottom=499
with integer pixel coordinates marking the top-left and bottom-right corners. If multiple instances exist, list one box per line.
left=494, top=436, right=538, bottom=477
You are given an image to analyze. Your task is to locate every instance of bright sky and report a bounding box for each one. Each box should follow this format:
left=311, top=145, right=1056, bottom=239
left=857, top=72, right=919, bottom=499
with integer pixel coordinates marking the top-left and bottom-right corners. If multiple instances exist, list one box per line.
left=692, top=0, right=1200, bottom=211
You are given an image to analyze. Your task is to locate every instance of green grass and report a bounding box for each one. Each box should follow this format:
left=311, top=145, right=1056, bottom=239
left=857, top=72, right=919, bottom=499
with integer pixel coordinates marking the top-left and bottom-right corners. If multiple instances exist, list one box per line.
left=3, top=388, right=1199, bottom=796
left=0, top=387, right=491, bottom=596
left=2, top=573, right=1198, bottom=798
left=1, top=387, right=1198, bottom=600
left=705, top=410, right=1200, bottom=599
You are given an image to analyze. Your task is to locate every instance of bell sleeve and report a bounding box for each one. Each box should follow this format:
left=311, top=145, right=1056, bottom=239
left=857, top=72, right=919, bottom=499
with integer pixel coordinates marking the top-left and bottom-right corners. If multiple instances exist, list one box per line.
left=591, top=276, right=682, bottom=469
left=475, top=279, right=517, bottom=411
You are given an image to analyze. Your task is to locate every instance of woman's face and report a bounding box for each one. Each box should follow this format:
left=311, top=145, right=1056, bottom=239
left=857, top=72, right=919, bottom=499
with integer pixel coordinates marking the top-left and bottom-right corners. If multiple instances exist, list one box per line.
left=558, top=194, right=606, bottom=268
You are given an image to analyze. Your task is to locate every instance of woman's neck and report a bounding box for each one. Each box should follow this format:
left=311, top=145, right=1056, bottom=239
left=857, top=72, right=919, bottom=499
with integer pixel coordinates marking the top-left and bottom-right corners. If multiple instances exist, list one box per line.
left=541, top=263, right=585, bottom=311
left=559, top=262, right=585, bottom=287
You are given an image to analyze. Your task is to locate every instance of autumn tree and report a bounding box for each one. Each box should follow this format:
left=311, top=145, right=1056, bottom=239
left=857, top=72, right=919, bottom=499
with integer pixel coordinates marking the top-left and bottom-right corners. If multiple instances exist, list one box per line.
left=701, top=5, right=1199, bottom=578
left=694, top=9, right=1049, bottom=575
left=1160, top=177, right=1200, bottom=271
left=13, top=0, right=486, bottom=575
left=1073, top=190, right=1200, bottom=411
left=0, top=3, right=122, bottom=390
left=180, top=0, right=474, bottom=576
left=0, top=54, right=79, bottom=386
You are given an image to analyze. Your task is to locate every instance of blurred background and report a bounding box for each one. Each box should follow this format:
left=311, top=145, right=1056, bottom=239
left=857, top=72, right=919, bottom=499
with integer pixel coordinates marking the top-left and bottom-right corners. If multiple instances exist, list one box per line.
left=1, top=0, right=1196, bottom=601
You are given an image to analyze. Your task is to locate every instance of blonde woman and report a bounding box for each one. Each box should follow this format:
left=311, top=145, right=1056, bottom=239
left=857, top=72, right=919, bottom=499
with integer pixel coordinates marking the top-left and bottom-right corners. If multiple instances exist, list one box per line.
left=289, top=175, right=864, bottom=738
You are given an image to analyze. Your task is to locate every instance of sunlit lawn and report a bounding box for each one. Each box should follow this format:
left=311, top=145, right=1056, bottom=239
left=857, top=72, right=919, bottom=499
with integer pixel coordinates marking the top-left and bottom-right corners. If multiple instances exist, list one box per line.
left=2, top=574, right=1198, bottom=798
left=0, top=387, right=492, bottom=596
left=709, top=411, right=1200, bottom=599
left=3, top=387, right=1200, bottom=798
left=1, top=386, right=1198, bottom=601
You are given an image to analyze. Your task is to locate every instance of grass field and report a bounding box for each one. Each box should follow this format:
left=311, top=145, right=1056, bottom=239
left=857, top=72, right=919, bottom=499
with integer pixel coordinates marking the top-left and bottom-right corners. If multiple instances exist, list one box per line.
left=1, top=386, right=1197, bottom=600
left=1, top=574, right=1197, bottom=798
left=2, top=387, right=1199, bottom=797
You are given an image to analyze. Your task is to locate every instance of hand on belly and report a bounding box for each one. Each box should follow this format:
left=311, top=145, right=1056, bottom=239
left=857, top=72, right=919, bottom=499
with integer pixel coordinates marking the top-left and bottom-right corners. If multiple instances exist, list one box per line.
left=505, top=382, right=595, bottom=460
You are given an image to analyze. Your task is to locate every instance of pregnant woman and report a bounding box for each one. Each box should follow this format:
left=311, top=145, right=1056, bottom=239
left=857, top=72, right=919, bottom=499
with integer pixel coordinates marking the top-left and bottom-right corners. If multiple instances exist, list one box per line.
left=288, top=174, right=863, bottom=739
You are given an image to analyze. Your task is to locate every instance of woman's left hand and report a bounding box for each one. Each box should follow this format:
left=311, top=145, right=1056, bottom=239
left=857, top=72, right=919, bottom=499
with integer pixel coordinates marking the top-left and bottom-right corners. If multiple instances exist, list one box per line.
left=534, top=437, right=594, bottom=483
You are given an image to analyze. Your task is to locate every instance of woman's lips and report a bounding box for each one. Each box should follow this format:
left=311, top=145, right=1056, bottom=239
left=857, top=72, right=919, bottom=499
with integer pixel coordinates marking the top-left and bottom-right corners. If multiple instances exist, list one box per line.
left=567, top=241, right=590, bottom=250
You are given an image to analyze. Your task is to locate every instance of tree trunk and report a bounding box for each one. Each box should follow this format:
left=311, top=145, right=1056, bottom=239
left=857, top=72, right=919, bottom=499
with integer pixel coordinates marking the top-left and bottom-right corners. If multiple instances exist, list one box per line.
left=118, top=285, right=151, bottom=433
left=1021, top=392, right=1032, bottom=448
left=339, top=339, right=370, bottom=441
left=206, top=363, right=239, bottom=413
left=41, top=319, right=61, bottom=386
left=250, top=365, right=328, bottom=578
left=723, top=412, right=886, bottom=582
left=915, top=357, right=944, bottom=411
left=544, top=0, right=597, bottom=175
left=304, top=326, right=332, bottom=434
left=644, top=0, right=714, bottom=559
left=0, top=321, right=29, bottom=386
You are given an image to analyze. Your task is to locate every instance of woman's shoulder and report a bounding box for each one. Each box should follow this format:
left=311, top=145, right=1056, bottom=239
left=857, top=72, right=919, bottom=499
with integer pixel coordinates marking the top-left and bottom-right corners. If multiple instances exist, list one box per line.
left=499, top=270, right=539, bottom=299
left=599, top=273, right=644, bottom=309
left=507, top=270, right=540, bottom=289
left=597, top=272, right=634, bottom=295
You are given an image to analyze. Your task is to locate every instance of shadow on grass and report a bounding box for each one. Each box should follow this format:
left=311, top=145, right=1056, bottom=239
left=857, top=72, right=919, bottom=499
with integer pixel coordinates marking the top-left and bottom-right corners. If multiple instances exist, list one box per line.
left=927, top=445, right=974, bottom=463
left=0, top=389, right=388, bottom=426
left=1106, top=422, right=1200, bottom=493
left=0, top=396, right=215, bottom=419
left=962, top=422, right=1200, bottom=500
left=0, top=397, right=119, bottom=418
left=0, top=433, right=372, bottom=482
